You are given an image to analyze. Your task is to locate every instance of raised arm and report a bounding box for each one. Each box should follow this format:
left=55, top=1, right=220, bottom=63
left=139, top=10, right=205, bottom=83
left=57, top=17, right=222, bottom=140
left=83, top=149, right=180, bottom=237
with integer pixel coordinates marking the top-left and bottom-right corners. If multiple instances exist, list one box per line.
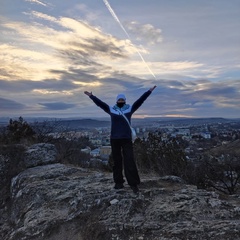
left=149, top=86, right=156, bottom=92
left=84, top=91, right=92, bottom=97
left=84, top=91, right=110, bottom=114
left=131, top=86, right=156, bottom=113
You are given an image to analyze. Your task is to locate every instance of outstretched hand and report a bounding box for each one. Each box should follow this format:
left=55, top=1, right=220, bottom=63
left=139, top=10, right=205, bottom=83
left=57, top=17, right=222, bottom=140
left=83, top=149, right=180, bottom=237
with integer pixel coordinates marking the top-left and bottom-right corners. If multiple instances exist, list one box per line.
left=149, top=86, right=157, bottom=92
left=84, top=91, right=92, bottom=96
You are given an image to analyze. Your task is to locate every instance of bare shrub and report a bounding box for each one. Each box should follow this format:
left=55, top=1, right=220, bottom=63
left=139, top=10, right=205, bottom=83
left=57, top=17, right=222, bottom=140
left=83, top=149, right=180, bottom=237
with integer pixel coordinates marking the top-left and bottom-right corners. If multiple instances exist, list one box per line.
left=134, top=133, right=188, bottom=178
left=0, top=144, right=26, bottom=207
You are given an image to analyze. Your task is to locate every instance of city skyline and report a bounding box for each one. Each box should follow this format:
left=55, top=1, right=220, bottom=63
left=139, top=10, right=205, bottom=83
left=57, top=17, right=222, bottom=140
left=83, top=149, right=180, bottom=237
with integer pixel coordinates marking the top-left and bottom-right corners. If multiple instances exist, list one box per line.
left=1, top=0, right=240, bottom=119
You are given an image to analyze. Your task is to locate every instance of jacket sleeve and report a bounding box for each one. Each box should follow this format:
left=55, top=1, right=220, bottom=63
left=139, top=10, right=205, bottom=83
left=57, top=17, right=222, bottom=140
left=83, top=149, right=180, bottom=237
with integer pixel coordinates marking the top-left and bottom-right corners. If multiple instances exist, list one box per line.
left=89, top=95, right=110, bottom=114
left=131, top=90, right=152, bottom=113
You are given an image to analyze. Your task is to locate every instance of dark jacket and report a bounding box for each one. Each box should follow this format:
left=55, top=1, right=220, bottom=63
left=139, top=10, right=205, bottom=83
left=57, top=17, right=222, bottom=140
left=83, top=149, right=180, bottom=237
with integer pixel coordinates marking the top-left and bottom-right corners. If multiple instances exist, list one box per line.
left=89, top=90, right=152, bottom=139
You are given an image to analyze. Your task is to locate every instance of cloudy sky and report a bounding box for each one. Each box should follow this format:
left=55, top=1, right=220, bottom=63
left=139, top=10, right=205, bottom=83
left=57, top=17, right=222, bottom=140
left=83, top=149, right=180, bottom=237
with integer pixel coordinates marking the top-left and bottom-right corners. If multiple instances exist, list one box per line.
left=1, top=0, right=240, bottom=119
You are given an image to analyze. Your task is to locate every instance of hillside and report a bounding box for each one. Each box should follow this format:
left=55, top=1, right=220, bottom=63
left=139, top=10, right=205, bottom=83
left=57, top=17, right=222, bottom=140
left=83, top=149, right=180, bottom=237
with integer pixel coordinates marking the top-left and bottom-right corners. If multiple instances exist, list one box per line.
left=209, top=139, right=240, bottom=155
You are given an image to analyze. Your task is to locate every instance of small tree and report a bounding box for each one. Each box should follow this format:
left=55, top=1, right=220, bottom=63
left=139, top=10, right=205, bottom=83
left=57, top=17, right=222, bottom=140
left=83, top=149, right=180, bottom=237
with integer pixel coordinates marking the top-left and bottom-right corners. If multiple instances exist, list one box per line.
left=54, top=134, right=92, bottom=166
left=6, top=117, right=35, bottom=143
left=200, top=154, right=240, bottom=195
left=161, top=137, right=188, bottom=177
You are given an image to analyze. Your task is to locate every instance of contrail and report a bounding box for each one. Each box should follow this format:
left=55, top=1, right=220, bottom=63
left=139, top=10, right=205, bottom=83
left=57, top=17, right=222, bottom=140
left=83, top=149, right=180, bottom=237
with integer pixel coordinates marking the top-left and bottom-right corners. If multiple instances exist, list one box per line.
left=103, top=0, right=156, bottom=79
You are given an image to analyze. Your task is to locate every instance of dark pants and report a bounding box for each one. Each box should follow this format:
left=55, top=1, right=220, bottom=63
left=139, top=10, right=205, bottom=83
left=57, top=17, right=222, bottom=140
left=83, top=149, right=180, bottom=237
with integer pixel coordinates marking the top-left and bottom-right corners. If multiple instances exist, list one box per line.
left=110, top=138, right=140, bottom=186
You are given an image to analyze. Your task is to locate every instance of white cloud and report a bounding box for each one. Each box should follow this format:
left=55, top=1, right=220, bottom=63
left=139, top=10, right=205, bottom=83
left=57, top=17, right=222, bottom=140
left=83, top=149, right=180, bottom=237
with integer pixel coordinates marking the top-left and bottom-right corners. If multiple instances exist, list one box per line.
left=2, top=10, right=233, bottom=84
left=1, top=1, right=240, bottom=118
left=126, top=21, right=163, bottom=45
left=0, top=43, right=65, bottom=81
left=26, top=11, right=58, bottom=22
left=1, top=12, right=160, bottom=83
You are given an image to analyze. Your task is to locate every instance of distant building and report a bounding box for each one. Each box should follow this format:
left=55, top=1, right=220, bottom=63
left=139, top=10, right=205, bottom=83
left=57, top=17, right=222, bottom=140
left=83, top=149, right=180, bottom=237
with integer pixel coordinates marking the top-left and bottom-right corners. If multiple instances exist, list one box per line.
left=102, top=136, right=110, bottom=145
left=201, top=132, right=211, bottom=139
left=90, top=148, right=100, bottom=157
left=176, top=128, right=190, bottom=136
left=100, top=146, right=112, bottom=160
left=90, top=138, right=102, bottom=146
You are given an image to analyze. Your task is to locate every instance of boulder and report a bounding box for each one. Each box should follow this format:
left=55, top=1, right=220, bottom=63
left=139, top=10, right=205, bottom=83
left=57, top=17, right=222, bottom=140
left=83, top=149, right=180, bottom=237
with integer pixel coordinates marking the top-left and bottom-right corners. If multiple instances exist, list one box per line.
left=24, top=143, right=57, bottom=168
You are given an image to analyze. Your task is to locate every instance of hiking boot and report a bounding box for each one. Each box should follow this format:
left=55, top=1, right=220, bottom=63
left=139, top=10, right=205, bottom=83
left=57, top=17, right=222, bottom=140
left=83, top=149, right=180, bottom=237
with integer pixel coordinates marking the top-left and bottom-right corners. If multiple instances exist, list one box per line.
left=130, top=185, right=139, bottom=194
left=114, top=183, right=124, bottom=189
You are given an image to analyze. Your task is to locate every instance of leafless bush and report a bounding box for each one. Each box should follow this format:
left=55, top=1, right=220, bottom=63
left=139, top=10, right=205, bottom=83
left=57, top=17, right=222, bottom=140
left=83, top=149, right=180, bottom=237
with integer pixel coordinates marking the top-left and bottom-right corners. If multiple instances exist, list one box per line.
left=134, top=133, right=188, bottom=178
left=0, top=144, right=26, bottom=207
left=201, top=154, right=240, bottom=195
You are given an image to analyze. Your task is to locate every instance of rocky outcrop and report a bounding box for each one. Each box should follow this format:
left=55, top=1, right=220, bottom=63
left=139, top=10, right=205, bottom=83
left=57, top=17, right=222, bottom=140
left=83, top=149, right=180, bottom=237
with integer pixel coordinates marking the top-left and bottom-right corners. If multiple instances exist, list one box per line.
left=24, top=143, right=57, bottom=168
left=1, top=163, right=240, bottom=240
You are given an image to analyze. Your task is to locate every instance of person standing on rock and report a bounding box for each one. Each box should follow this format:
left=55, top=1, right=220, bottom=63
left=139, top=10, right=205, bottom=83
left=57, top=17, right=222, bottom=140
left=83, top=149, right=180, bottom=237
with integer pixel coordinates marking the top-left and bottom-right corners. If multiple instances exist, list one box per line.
left=84, top=86, right=156, bottom=193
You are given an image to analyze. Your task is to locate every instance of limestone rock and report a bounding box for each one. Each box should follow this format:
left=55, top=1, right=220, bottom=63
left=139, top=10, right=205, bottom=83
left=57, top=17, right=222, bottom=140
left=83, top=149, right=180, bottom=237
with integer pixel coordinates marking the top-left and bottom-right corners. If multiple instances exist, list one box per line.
left=1, top=163, right=239, bottom=240
left=24, top=143, right=57, bottom=168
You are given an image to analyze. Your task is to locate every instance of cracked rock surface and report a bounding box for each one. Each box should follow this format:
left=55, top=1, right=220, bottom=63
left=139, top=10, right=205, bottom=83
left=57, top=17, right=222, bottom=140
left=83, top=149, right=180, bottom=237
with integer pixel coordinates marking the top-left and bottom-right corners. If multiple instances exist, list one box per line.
left=1, top=163, right=240, bottom=240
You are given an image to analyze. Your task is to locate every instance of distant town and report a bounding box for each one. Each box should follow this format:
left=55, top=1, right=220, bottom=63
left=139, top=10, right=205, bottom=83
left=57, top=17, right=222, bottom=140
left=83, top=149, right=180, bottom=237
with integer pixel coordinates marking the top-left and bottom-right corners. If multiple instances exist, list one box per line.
left=6, top=116, right=237, bottom=163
